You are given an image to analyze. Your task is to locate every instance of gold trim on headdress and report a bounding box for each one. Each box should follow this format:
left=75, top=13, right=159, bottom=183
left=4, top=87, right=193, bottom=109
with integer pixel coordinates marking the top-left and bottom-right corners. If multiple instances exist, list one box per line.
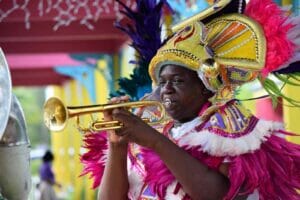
left=172, top=0, right=232, bottom=32
left=149, top=21, right=212, bottom=84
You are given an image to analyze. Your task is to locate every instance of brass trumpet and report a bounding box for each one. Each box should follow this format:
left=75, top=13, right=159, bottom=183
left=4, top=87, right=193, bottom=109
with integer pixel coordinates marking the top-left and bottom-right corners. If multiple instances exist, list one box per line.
left=43, top=97, right=166, bottom=132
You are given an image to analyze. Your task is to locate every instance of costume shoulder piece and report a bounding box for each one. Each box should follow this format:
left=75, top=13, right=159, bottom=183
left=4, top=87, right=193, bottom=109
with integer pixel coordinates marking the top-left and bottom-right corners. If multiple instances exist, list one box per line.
left=202, top=100, right=259, bottom=137
left=178, top=100, right=283, bottom=156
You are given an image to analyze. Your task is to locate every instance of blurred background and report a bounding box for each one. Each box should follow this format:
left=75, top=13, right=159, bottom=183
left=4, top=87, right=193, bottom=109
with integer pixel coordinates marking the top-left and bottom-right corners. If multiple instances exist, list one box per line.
left=0, top=0, right=299, bottom=199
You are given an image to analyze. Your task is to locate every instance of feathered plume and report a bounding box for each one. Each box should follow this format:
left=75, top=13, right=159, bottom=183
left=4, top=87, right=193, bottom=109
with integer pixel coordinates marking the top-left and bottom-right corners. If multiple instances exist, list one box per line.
left=245, top=0, right=300, bottom=107
left=276, top=15, right=300, bottom=73
left=245, top=0, right=294, bottom=76
left=112, top=0, right=168, bottom=100
left=79, top=132, right=108, bottom=189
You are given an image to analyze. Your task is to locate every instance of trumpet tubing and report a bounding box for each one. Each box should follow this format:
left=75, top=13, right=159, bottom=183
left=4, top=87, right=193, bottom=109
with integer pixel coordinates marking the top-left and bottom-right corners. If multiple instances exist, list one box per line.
left=43, top=97, right=166, bottom=132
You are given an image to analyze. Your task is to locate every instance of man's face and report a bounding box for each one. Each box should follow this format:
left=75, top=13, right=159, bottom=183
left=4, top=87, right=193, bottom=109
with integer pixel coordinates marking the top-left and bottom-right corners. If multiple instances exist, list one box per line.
left=158, top=65, right=207, bottom=123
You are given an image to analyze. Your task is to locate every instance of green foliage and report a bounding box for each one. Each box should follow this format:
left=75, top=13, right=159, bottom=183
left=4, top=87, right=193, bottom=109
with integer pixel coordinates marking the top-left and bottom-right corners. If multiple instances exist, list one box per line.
left=12, top=87, right=50, bottom=148
left=260, top=74, right=300, bottom=108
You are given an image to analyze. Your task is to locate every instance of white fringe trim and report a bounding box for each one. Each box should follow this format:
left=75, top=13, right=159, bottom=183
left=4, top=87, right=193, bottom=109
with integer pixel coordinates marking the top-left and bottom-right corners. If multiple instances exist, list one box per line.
left=178, top=120, right=283, bottom=156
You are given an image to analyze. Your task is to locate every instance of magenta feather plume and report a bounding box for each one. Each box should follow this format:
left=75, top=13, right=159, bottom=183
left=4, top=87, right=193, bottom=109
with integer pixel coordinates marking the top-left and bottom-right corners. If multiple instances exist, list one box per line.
left=225, top=133, right=300, bottom=200
left=141, top=145, right=223, bottom=198
left=141, top=147, right=175, bottom=198
left=80, top=132, right=108, bottom=189
left=245, top=0, right=294, bottom=76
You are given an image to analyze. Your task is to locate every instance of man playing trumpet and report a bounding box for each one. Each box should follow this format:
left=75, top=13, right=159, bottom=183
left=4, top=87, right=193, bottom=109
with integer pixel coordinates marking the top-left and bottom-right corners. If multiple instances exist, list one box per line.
left=80, top=0, right=300, bottom=199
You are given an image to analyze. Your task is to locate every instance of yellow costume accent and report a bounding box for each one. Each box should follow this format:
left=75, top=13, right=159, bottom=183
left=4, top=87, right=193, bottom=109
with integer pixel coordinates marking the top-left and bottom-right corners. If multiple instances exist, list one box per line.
left=206, top=14, right=266, bottom=70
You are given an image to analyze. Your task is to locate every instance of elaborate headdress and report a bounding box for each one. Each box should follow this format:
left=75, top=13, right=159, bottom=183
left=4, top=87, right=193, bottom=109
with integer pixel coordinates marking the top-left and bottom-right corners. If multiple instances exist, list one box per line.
left=149, top=0, right=300, bottom=107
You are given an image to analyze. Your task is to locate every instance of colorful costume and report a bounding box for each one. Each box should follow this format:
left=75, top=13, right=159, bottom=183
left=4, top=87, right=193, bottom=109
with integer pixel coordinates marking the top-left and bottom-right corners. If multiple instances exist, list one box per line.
left=38, top=152, right=58, bottom=200
left=81, top=0, right=300, bottom=199
left=38, top=162, right=58, bottom=200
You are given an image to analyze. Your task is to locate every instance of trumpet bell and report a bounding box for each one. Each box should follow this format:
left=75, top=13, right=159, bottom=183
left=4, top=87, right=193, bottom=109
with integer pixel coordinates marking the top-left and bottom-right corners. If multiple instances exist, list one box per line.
left=43, top=97, right=68, bottom=131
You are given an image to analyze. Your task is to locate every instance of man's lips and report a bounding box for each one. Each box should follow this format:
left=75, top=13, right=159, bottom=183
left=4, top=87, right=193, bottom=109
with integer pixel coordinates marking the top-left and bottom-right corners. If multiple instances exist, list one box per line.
left=163, top=98, right=171, bottom=106
left=163, top=98, right=176, bottom=108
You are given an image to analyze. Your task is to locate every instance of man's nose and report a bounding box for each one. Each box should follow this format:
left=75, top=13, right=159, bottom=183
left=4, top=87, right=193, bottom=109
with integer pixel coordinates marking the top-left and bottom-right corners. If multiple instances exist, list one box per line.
left=161, top=81, right=174, bottom=93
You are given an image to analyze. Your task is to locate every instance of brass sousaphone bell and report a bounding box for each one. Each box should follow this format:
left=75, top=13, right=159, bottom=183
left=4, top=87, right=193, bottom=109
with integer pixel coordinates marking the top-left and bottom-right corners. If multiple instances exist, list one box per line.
left=43, top=97, right=166, bottom=132
left=0, top=48, right=31, bottom=200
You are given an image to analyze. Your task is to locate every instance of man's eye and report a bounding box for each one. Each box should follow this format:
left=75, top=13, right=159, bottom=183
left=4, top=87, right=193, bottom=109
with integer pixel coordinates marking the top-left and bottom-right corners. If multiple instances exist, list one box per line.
left=173, top=79, right=184, bottom=84
left=158, top=81, right=166, bottom=86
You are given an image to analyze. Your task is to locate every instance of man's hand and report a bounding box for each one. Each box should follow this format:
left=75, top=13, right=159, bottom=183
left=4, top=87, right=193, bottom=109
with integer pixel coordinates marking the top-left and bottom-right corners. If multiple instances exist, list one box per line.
left=103, top=96, right=130, bottom=144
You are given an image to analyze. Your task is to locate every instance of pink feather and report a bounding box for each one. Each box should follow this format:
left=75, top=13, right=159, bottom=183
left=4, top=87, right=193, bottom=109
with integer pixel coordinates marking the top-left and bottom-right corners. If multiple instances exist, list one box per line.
left=225, top=133, right=300, bottom=200
left=80, top=132, right=108, bottom=189
left=141, top=146, right=224, bottom=199
left=245, top=0, right=294, bottom=76
left=79, top=124, right=300, bottom=199
left=141, top=147, right=175, bottom=198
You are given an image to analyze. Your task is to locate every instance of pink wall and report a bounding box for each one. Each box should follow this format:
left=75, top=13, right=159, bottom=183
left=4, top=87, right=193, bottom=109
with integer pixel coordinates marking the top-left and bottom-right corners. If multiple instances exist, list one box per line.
left=256, top=97, right=283, bottom=122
